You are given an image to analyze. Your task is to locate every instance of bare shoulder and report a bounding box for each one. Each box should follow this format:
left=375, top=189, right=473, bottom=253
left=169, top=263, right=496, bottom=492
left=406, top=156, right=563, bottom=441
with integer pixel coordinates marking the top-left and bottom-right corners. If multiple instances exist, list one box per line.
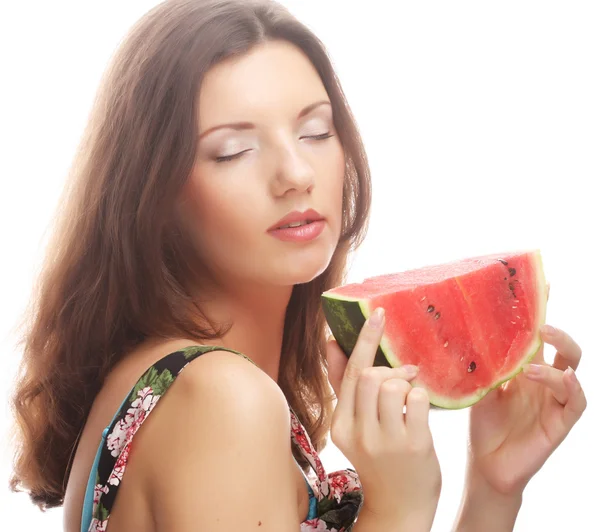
left=126, top=349, right=300, bottom=531
left=176, top=348, right=285, bottom=401
left=173, top=348, right=292, bottom=428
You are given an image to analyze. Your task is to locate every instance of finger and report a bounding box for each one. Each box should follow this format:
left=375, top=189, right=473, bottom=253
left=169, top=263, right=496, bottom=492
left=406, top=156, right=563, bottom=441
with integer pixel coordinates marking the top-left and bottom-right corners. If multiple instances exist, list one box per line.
left=541, top=325, right=583, bottom=371
left=563, top=367, right=587, bottom=428
left=336, top=308, right=385, bottom=420
left=357, top=367, right=417, bottom=434
left=326, top=337, right=348, bottom=399
left=404, top=386, right=432, bottom=441
left=355, top=368, right=385, bottom=435
left=522, top=364, right=568, bottom=404
left=376, top=368, right=419, bottom=433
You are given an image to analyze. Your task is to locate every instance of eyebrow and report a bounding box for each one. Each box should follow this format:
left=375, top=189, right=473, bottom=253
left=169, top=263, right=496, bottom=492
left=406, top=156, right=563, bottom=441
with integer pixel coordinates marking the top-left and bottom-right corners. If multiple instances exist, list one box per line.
left=197, top=100, right=332, bottom=140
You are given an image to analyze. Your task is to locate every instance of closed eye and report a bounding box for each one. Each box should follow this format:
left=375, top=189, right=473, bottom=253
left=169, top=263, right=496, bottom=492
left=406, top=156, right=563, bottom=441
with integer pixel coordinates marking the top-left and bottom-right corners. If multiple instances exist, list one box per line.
left=214, top=133, right=333, bottom=163
left=215, top=149, right=252, bottom=163
left=301, top=132, right=334, bottom=141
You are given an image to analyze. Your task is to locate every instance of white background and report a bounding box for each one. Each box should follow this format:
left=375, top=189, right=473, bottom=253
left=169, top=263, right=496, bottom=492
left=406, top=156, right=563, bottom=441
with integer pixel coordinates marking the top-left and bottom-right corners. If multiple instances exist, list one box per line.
left=1, top=1, right=598, bottom=530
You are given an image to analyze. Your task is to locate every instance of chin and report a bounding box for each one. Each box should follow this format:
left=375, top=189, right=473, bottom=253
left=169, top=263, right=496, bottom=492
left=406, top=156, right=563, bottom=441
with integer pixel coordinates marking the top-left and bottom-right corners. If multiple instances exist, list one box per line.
left=282, top=257, right=331, bottom=285
left=271, top=250, right=334, bottom=287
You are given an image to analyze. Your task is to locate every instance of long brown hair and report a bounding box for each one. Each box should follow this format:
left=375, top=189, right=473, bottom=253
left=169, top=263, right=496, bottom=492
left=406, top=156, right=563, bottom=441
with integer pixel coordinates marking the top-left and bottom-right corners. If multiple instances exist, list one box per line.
left=9, top=0, right=371, bottom=510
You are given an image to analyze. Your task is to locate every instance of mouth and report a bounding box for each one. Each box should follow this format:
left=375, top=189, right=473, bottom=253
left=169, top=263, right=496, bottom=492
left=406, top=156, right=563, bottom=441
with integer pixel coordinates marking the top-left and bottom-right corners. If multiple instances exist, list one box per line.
left=268, top=209, right=325, bottom=231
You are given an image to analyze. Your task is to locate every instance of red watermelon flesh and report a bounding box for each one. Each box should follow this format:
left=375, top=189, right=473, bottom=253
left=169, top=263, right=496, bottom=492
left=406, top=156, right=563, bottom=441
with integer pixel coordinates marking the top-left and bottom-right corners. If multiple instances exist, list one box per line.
left=321, top=250, right=548, bottom=408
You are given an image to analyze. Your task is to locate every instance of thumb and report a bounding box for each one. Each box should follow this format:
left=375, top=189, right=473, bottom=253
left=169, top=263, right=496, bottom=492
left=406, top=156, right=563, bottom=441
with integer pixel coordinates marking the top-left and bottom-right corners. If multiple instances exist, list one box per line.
left=325, top=335, right=348, bottom=399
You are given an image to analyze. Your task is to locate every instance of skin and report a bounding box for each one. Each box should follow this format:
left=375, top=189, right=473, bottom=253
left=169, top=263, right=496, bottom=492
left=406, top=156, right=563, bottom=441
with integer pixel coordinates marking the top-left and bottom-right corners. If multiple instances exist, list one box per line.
left=64, top=39, right=345, bottom=531
left=62, top=40, right=587, bottom=531
left=452, top=314, right=587, bottom=530
left=326, top=286, right=588, bottom=531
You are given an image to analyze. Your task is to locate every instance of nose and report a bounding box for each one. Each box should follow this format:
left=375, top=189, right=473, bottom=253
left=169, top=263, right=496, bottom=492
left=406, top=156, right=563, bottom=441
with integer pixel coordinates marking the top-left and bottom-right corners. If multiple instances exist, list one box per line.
left=270, top=142, right=316, bottom=197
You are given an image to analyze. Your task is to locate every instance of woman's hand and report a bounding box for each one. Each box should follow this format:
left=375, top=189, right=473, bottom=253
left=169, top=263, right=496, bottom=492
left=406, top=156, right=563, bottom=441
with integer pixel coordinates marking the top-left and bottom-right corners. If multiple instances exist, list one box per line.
left=454, top=286, right=587, bottom=531
left=327, top=308, right=442, bottom=532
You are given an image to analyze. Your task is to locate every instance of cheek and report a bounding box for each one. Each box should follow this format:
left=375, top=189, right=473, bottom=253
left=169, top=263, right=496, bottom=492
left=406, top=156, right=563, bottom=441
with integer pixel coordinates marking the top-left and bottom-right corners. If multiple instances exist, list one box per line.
left=323, top=142, right=346, bottom=229
left=180, top=170, right=262, bottom=253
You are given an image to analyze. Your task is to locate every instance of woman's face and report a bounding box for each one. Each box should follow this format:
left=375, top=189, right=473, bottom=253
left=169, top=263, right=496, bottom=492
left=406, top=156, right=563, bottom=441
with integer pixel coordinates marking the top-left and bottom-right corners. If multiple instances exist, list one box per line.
left=179, top=39, right=345, bottom=289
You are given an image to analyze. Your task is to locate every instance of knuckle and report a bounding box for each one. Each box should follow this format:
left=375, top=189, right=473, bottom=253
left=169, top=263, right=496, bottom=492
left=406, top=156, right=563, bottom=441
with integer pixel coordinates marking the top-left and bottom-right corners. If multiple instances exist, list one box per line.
left=380, top=377, right=411, bottom=396
left=358, top=367, right=381, bottom=386
left=408, top=385, right=429, bottom=402
left=344, top=361, right=363, bottom=381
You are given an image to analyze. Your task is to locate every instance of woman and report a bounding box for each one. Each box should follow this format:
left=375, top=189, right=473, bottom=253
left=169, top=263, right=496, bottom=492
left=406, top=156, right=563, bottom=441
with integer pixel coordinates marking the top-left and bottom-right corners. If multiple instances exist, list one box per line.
left=9, top=1, right=586, bottom=530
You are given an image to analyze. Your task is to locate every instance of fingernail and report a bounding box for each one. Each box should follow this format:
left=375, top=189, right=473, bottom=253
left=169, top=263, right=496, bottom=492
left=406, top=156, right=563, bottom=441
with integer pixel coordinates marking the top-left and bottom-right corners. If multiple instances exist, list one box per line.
left=402, top=364, right=419, bottom=376
left=524, top=363, right=541, bottom=375
left=541, top=324, right=556, bottom=336
left=567, top=366, right=578, bottom=384
left=368, top=308, right=385, bottom=328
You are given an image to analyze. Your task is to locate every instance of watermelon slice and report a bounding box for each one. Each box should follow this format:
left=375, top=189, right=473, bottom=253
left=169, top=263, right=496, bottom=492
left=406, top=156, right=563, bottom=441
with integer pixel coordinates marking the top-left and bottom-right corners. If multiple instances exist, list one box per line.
left=322, top=250, right=548, bottom=409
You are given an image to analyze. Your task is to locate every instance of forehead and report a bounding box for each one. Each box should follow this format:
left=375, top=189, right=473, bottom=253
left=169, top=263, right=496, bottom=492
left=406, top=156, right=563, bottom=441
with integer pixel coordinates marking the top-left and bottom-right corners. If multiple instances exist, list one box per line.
left=197, top=40, right=329, bottom=127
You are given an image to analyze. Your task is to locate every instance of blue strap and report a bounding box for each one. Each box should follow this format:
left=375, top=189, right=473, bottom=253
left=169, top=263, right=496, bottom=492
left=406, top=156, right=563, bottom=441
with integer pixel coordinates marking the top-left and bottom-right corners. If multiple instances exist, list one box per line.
left=80, top=395, right=129, bottom=532
left=295, top=460, right=318, bottom=520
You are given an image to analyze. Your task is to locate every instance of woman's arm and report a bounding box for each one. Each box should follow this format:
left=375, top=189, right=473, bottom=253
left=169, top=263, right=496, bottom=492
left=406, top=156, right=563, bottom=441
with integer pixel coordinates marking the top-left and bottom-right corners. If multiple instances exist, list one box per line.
left=454, top=322, right=586, bottom=532
left=135, top=351, right=300, bottom=531
left=451, top=465, right=522, bottom=532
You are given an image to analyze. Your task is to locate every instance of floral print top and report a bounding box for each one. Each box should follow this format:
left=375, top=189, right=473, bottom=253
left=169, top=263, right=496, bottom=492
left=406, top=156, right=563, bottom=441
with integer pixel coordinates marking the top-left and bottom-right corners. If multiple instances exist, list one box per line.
left=82, top=345, right=363, bottom=532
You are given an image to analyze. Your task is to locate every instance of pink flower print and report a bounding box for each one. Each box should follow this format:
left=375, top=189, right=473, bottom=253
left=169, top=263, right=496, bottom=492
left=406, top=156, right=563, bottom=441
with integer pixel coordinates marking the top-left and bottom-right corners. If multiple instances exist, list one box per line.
left=108, top=441, right=131, bottom=486
left=130, top=386, right=158, bottom=412
left=301, top=518, right=337, bottom=532
left=106, top=387, right=158, bottom=458
left=317, top=477, right=330, bottom=500
left=92, top=483, right=109, bottom=505
left=89, top=518, right=108, bottom=532
left=329, top=473, right=351, bottom=503
left=312, top=454, right=326, bottom=482
left=289, top=410, right=327, bottom=481
left=290, top=416, right=312, bottom=455
left=106, top=419, right=128, bottom=458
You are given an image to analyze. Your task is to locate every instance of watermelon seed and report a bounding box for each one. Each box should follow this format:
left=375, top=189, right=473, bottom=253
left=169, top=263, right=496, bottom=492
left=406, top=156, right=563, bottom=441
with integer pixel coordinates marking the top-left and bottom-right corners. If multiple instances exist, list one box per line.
left=509, top=268, right=517, bottom=276
left=498, top=259, right=508, bottom=266
left=427, top=305, right=435, bottom=313
left=512, top=306, right=518, bottom=309
left=434, top=312, right=441, bottom=320
left=504, top=277, right=507, bottom=281
left=421, top=296, right=426, bottom=302
left=444, top=340, right=449, bottom=347
left=511, top=321, right=517, bottom=324
left=468, top=361, right=477, bottom=372
left=509, top=282, right=515, bottom=291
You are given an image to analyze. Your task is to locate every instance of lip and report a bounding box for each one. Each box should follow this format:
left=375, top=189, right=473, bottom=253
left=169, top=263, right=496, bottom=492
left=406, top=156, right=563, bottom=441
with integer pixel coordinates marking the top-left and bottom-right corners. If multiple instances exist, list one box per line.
left=267, top=219, right=326, bottom=242
left=268, top=208, right=325, bottom=231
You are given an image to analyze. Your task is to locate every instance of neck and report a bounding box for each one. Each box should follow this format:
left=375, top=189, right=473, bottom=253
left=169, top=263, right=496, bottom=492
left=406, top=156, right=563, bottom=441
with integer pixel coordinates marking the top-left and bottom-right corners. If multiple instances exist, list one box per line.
left=192, top=278, right=294, bottom=381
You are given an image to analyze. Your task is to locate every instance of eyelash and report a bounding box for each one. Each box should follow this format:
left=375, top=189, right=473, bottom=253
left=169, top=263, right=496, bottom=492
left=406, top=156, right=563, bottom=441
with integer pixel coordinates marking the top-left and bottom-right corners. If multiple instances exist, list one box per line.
left=215, top=132, right=334, bottom=163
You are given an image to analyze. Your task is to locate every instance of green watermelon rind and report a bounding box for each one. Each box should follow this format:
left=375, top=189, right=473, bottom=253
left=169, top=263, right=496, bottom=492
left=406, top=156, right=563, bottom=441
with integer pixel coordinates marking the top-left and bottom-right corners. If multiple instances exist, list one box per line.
left=321, top=251, right=548, bottom=410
